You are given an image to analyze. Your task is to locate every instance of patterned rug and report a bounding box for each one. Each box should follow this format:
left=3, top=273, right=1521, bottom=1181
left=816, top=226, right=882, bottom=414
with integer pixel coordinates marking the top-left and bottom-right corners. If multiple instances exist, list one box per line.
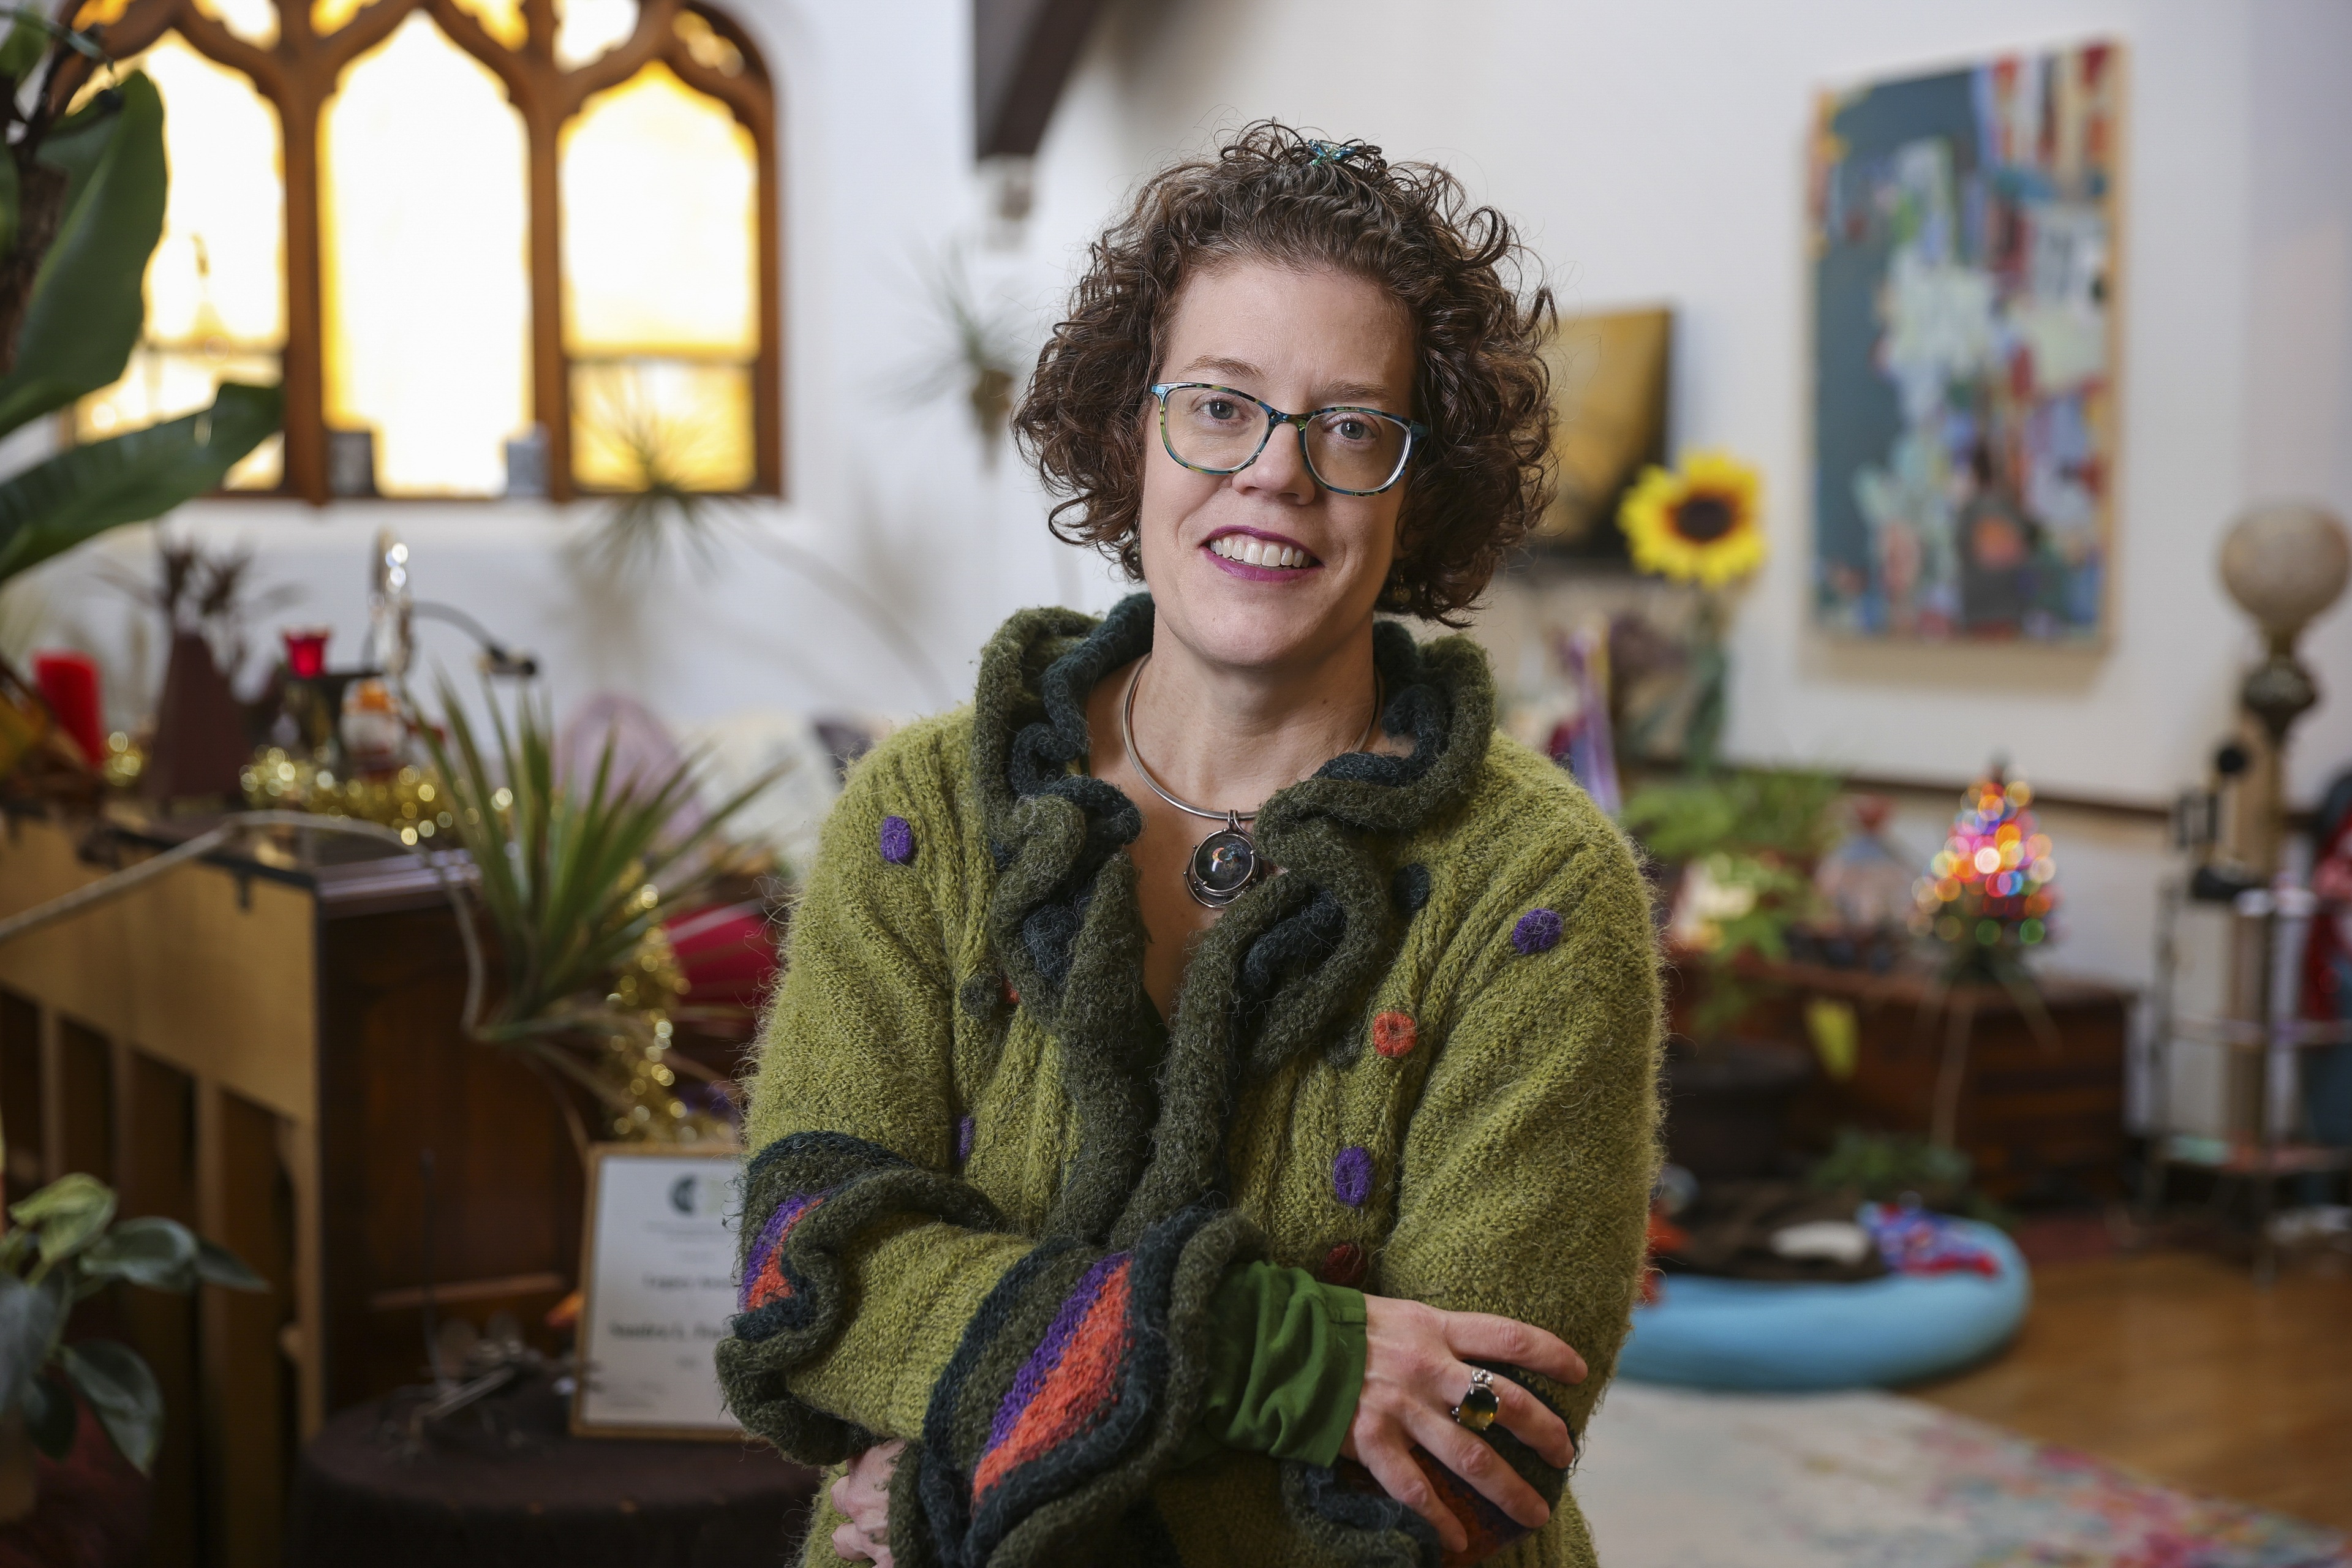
left=1572, top=1383, right=2350, bottom=1568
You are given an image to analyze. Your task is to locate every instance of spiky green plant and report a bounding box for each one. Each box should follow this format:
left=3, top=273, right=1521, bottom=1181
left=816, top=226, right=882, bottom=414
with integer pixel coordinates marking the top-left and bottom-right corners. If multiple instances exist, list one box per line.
left=417, top=679, right=780, bottom=1107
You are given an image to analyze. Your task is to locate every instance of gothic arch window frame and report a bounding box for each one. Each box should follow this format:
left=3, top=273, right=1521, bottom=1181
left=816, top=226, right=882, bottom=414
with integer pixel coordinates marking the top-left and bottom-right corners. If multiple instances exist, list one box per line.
left=65, top=0, right=784, bottom=503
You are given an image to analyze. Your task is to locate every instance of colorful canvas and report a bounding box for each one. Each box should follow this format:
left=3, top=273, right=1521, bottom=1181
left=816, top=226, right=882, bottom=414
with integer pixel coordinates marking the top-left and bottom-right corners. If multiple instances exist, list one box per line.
left=1811, top=45, right=2122, bottom=641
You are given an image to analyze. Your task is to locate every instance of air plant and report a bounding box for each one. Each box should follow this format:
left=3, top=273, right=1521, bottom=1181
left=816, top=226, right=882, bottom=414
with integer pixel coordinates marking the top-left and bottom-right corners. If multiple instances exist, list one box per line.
left=902, top=241, right=1028, bottom=459
left=572, top=370, right=744, bottom=576
left=416, top=677, right=783, bottom=1138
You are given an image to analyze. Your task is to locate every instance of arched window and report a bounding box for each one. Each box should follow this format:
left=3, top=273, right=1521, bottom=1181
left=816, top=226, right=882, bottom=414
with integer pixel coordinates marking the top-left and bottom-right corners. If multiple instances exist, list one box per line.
left=67, top=0, right=781, bottom=502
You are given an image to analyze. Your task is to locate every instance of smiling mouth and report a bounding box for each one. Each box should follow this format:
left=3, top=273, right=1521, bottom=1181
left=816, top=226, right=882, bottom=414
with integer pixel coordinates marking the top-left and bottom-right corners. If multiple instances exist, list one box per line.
left=1207, top=534, right=1317, bottom=570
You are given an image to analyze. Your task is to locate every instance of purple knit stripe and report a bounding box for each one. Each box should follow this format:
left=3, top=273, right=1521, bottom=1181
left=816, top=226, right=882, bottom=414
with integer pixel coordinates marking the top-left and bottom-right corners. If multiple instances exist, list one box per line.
left=984, top=1252, right=1127, bottom=1452
left=742, top=1191, right=823, bottom=1287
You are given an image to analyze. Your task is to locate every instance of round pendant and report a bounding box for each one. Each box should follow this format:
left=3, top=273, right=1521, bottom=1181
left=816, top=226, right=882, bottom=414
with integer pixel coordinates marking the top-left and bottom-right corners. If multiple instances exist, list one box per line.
left=1185, top=822, right=1263, bottom=908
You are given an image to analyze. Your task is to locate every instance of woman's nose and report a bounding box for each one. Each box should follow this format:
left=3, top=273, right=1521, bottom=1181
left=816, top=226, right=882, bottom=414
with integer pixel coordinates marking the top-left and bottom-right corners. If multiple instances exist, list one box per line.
left=1232, top=420, right=1318, bottom=504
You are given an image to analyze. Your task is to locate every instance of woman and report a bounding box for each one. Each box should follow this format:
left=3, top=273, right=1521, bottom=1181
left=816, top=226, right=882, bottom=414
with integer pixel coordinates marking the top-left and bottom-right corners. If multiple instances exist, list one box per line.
left=717, top=124, right=1660, bottom=1568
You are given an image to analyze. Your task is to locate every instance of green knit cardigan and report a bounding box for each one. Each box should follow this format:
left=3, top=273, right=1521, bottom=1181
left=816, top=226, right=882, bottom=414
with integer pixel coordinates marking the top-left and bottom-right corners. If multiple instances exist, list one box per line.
left=716, top=597, right=1662, bottom=1568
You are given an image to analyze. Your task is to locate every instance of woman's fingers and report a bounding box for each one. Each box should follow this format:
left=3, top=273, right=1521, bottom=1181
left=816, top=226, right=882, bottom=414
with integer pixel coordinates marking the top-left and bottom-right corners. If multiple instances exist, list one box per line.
left=830, top=1519, right=881, bottom=1563
left=1467, top=1364, right=1574, bottom=1470
left=1403, top=1396, right=1553, bottom=1533
left=1439, top=1310, right=1587, bottom=1386
left=1354, top=1434, right=1468, bottom=1555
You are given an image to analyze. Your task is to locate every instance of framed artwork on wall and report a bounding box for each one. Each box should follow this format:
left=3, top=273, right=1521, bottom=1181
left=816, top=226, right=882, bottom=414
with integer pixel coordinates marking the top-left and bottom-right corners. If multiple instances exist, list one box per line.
left=1527, top=306, right=1673, bottom=564
left=1810, top=42, right=2124, bottom=643
left=572, top=1144, right=743, bottom=1439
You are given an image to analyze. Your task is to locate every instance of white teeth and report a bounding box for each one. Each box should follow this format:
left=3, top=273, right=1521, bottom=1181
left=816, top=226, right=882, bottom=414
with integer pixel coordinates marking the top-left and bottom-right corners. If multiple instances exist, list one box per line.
left=1210, top=535, right=1311, bottom=569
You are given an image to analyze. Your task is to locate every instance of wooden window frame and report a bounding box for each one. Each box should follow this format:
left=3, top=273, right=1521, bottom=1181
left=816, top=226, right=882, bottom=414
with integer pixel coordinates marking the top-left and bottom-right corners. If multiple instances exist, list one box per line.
left=66, top=0, right=785, bottom=504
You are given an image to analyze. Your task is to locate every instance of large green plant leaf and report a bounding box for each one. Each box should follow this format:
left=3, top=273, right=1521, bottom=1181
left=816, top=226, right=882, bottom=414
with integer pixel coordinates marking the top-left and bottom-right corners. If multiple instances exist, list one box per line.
left=0, top=1271, right=67, bottom=1415
left=9, top=1174, right=117, bottom=1266
left=0, top=70, right=165, bottom=435
left=21, top=1371, right=78, bottom=1458
left=0, top=153, right=17, bottom=269
left=59, top=1340, right=161, bottom=1472
left=0, top=12, right=48, bottom=82
left=79, top=1216, right=198, bottom=1291
left=0, top=380, right=281, bottom=586
left=193, top=1237, right=266, bottom=1292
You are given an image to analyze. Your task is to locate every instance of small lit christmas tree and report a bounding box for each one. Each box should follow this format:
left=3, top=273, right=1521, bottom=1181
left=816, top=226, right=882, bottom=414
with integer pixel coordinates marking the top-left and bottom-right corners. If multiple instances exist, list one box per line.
left=1911, top=771, right=2059, bottom=962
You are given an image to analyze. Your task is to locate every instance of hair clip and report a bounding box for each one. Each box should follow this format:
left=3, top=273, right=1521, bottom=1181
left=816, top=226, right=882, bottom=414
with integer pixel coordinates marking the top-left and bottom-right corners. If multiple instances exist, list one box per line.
left=1308, top=140, right=1344, bottom=165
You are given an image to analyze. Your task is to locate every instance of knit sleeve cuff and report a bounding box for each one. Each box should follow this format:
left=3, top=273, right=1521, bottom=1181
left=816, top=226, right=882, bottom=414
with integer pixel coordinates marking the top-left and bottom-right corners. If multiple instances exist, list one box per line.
left=903, top=1204, right=1264, bottom=1564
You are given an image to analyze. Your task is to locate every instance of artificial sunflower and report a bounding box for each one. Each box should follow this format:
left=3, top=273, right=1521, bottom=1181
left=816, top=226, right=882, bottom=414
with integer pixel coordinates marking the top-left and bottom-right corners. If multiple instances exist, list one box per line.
left=1618, top=450, right=1766, bottom=587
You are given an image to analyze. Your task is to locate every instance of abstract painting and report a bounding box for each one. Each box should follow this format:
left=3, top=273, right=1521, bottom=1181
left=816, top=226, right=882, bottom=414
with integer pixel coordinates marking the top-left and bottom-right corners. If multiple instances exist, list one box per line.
left=1811, top=43, right=2122, bottom=642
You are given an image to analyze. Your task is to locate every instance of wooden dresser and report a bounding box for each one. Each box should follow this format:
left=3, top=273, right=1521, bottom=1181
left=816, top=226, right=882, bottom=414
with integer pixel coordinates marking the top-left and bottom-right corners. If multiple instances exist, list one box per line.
left=1676, top=954, right=2135, bottom=1202
left=0, top=811, right=584, bottom=1567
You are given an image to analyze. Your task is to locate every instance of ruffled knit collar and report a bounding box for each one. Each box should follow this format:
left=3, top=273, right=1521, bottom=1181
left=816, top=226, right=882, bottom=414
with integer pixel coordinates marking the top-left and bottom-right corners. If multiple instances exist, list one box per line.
left=968, top=594, right=1495, bottom=1245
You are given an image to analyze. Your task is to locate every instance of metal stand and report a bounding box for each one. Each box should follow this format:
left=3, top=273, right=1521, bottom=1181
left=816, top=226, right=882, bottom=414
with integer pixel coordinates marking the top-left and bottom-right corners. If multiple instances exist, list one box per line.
left=2141, top=880, right=2352, bottom=1283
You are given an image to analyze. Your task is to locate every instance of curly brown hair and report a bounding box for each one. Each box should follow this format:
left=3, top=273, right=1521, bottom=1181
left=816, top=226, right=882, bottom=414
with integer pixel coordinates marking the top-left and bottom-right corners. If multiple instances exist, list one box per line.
left=1013, top=121, right=1556, bottom=627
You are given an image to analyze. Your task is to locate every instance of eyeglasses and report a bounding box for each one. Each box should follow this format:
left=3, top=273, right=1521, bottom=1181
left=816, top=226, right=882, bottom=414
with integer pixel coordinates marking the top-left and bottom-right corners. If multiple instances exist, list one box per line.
left=1149, top=382, right=1427, bottom=496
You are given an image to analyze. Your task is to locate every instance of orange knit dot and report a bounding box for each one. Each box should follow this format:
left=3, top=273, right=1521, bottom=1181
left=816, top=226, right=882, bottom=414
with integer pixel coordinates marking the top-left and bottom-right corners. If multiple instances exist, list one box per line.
left=1371, top=1011, right=1417, bottom=1058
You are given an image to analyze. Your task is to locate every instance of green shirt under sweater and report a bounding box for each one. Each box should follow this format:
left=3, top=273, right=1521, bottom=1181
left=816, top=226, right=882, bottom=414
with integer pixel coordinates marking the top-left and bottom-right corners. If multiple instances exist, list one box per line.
left=722, top=600, right=1662, bottom=1567
left=1192, top=1262, right=1366, bottom=1467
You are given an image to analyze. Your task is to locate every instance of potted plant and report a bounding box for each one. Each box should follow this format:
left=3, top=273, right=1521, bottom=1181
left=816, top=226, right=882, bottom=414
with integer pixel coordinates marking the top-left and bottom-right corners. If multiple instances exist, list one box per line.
left=0, top=1171, right=262, bottom=1523
left=1623, top=766, right=1844, bottom=1177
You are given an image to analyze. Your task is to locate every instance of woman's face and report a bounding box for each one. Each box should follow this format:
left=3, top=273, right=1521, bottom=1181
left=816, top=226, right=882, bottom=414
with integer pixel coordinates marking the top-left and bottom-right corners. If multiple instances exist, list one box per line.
left=1134, top=258, right=1417, bottom=676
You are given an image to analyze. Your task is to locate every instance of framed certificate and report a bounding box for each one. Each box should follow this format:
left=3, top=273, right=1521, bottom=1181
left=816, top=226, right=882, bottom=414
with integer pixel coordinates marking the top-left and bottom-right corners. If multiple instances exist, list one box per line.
left=572, top=1143, right=744, bottom=1439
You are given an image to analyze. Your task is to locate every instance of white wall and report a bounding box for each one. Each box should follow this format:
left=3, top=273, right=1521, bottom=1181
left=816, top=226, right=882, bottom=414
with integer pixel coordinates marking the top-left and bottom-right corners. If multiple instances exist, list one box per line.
left=1031, top=0, right=2352, bottom=812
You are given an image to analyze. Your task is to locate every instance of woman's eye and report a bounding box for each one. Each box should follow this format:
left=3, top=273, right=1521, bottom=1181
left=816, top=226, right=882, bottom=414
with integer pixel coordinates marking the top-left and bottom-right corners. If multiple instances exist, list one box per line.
left=1202, top=398, right=1240, bottom=422
left=1327, top=416, right=1372, bottom=443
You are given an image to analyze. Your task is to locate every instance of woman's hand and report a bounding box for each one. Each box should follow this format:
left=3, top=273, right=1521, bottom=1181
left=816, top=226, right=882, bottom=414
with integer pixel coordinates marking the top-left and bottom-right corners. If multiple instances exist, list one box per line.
left=1340, top=1297, right=1586, bottom=1556
left=827, top=1439, right=904, bottom=1565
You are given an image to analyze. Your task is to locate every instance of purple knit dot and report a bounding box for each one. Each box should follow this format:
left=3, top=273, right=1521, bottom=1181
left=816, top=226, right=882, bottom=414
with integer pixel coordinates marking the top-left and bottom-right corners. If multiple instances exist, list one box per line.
left=1333, top=1146, right=1373, bottom=1208
left=956, top=1115, right=976, bottom=1163
left=1512, top=907, right=1562, bottom=956
left=880, top=815, right=916, bottom=865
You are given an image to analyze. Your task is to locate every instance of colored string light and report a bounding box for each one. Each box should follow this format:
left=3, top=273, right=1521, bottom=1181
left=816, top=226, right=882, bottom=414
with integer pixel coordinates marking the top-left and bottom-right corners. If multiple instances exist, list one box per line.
left=1911, top=775, right=2059, bottom=951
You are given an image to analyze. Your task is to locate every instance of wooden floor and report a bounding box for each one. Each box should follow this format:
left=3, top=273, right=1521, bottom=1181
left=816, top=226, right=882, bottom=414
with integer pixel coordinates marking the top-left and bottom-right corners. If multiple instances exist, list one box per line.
left=1907, top=1246, right=2352, bottom=1532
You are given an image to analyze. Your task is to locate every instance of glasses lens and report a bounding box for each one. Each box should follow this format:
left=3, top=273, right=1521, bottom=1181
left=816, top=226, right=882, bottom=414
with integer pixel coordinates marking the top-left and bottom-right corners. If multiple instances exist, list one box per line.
left=1163, top=386, right=1270, bottom=472
left=1305, top=409, right=1409, bottom=492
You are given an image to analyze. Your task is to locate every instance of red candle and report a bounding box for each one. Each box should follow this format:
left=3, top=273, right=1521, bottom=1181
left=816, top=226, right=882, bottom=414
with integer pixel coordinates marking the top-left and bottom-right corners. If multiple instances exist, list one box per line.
left=32, top=651, right=103, bottom=766
left=282, top=625, right=331, bottom=680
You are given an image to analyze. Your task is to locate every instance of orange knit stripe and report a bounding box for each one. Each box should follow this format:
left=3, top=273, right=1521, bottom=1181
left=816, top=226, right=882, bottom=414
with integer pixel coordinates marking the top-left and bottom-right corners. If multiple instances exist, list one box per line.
left=969, top=1267, right=1134, bottom=1503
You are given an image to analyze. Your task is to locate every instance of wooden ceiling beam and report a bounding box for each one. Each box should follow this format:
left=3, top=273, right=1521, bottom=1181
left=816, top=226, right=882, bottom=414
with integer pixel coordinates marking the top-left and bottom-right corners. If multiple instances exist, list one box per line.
left=972, top=0, right=1106, bottom=160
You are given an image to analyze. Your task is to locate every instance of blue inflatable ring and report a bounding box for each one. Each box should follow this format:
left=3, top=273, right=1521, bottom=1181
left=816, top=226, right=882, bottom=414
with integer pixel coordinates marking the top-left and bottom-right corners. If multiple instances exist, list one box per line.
left=1618, top=1218, right=2030, bottom=1392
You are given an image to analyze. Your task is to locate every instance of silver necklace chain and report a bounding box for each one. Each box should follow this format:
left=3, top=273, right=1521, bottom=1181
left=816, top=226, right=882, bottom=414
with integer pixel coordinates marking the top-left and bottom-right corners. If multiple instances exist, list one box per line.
left=1118, top=653, right=1383, bottom=824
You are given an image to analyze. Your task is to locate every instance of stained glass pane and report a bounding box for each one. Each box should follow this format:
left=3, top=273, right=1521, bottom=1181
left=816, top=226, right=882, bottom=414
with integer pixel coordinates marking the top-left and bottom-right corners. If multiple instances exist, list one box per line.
left=555, top=0, right=635, bottom=67
left=562, top=61, right=756, bottom=491
left=75, top=33, right=287, bottom=490
left=190, top=0, right=277, bottom=48
left=68, top=0, right=135, bottom=28
left=321, top=11, right=530, bottom=496
left=571, top=361, right=752, bottom=492
left=671, top=10, right=742, bottom=76
left=312, top=0, right=385, bottom=37
left=451, top=0, right=525, bottom=50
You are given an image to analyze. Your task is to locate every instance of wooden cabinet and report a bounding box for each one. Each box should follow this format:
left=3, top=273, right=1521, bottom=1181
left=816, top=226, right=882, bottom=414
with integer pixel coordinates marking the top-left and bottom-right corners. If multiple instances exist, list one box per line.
left=1678, top=956, right=2135, bottom=1203
left=0, top=813, right=586, bottom=1566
